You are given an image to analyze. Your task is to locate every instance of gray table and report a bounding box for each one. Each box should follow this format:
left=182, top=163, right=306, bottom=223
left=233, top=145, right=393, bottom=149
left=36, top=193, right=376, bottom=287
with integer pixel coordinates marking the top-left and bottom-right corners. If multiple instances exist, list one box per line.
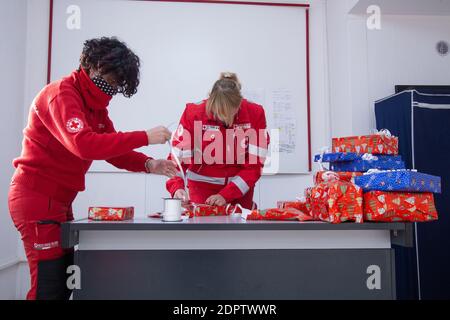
left=61, top=216, right=413, bottom=300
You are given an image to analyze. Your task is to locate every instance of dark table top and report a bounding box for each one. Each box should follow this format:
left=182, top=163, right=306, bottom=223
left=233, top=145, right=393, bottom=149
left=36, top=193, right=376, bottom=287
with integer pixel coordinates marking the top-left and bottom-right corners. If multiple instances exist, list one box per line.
left=61, top=216, right=414, bottom=248
left=64, top=216, right=410, bottom=231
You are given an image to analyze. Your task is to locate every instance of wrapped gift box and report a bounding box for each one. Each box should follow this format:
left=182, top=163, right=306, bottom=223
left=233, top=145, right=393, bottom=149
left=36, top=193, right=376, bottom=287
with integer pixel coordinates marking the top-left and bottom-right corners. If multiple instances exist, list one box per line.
left=310, top=181, right=363, bottom=224
left=314, top=171, right=364, bottom=185
left=246, top=207, right=314, bottom=221
left=277, top=200, right=311, bottom=214
left=304, top=187, right=313, bottom=211
left=355, top=170, right=441, bottom=193
left=88, top=207, right=134, bottom=221
left=314, top=152, right=402, bottom=163
left=332, top=133, right=399, bottom=155
left=330, top=158, right=405, bottom=172
left=183, top=203, right=240, bottom=217
left=363, top=191, right=438, bottom=222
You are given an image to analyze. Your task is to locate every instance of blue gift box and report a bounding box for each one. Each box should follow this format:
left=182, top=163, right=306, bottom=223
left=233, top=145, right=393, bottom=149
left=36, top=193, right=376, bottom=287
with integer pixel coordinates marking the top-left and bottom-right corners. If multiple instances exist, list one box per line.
left=354, top=170, right=441, bottom=193
left=330, top=158, right=406, bottom=172
left=314, top=152, right=402, bottom=163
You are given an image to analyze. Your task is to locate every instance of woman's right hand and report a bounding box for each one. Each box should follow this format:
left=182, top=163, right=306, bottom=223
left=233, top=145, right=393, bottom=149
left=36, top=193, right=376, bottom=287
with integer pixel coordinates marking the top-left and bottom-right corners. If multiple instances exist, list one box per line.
left=146, top=126, right=171, bottom=145
left=174, top=189, right=189, bottom=203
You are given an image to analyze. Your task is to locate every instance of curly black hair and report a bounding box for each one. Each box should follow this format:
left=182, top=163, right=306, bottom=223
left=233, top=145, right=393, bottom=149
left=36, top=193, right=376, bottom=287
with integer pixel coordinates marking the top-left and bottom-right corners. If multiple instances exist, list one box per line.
left=80, top=37, right=140, bottom=98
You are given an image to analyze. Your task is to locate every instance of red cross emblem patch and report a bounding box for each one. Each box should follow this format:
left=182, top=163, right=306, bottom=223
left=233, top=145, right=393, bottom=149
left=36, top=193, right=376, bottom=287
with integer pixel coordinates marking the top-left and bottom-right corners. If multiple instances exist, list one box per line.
left=66, top=118, right=84, bottom=133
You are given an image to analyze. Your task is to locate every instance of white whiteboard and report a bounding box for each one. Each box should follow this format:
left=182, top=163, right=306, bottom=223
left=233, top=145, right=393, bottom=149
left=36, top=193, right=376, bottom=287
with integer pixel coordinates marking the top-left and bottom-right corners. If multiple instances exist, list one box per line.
left=51, top=0, right=310, bottom=173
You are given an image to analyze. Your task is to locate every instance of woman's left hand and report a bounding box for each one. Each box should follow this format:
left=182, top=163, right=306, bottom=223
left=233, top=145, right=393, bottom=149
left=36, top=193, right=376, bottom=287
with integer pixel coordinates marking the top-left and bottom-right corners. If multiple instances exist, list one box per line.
left=205, top=194, right=227, bottom=206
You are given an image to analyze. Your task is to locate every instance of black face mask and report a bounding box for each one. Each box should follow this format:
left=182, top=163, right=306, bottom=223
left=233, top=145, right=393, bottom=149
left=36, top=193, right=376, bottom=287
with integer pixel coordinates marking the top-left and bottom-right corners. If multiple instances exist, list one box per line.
left=91, top=76, right=118, bottom=96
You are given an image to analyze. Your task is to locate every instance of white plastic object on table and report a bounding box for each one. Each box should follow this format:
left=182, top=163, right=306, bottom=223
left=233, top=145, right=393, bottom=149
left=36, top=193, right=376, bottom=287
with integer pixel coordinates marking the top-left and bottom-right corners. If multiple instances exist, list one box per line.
left=162, top=198, right=182, bottom=222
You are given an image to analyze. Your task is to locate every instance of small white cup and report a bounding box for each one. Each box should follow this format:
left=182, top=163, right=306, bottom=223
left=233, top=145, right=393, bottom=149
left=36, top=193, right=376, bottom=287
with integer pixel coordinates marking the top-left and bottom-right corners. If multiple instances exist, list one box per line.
left=162, top=198, right=182, bottom=222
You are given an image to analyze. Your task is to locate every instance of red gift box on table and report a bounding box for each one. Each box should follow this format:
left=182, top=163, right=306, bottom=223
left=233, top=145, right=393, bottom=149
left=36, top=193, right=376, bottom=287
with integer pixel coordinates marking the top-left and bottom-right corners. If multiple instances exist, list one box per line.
left=363, top=191, right=438, bottom=222
left=246, top=207, right=314, bottom=221
left=88, top=207, right=134, bottom=221
left=277, top=200, right=311, bottom=214
left=310, top=181, right=364, bottom=224
left=183, top=204, right=241, bottom=218
left=314, top=171, right=364, bottom=185
left=332, top=132, right=399, bottom=155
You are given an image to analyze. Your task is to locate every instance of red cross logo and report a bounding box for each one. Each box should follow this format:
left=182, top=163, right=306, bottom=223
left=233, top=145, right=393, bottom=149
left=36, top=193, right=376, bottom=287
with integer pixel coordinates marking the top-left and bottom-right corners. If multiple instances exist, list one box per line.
left=66, top=118, right=84, bottom=133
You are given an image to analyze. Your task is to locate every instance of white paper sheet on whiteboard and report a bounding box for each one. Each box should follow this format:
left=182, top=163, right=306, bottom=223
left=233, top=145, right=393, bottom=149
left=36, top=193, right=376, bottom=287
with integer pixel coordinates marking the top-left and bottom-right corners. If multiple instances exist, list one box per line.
left=272, top=89, right=297, bottom=155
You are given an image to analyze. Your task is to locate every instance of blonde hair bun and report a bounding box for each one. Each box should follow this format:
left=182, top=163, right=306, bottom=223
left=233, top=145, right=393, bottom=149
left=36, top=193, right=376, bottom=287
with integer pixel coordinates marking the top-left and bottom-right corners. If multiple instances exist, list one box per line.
left=220, top=72, right=238, bottom=81
left=219, top=72, right=241, bottom=90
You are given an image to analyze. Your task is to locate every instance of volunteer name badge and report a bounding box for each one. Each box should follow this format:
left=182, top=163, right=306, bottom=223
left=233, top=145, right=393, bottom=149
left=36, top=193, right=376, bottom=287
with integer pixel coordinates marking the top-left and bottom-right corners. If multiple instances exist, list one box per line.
left=202, top=125, right=220, bottom=131
left=233, top=123, right=251, bottom=130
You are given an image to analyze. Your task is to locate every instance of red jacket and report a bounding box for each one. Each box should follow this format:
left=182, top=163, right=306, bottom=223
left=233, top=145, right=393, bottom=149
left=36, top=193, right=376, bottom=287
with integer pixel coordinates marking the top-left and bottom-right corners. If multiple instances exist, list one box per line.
left=166, top=99, right=269, bottom=208
left=12, top=68, right=150, bottom=202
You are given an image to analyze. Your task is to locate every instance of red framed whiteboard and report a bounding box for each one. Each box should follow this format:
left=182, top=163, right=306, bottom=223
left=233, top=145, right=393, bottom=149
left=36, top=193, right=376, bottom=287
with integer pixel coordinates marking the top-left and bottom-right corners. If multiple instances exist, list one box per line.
left=47, top=0, right=312, bottom=171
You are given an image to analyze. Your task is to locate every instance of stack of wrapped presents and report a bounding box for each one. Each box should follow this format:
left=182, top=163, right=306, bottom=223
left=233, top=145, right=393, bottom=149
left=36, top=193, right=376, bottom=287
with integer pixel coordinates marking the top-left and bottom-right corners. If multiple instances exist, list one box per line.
left=277, top=130, right=441, bottom=223
left=89, top=132, right=441, bottom=224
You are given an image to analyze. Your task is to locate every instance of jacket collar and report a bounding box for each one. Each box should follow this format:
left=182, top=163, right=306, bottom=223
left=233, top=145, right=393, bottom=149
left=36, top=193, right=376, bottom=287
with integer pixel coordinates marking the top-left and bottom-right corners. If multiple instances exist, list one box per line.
left=73, top=68, right=112, bottom=110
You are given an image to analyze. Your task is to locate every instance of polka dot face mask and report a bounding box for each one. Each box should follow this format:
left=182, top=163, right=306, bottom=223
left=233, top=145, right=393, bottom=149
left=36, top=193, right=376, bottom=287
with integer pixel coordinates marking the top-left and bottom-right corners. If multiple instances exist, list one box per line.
left=91, top=76, right=118, bottom=96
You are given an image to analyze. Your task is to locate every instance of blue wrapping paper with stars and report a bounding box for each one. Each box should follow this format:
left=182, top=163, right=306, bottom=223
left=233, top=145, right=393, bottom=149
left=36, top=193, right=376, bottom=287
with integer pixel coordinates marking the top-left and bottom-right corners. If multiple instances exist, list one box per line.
left=314, top=152, right=402, bottom=163
left=330, top=158, right=406, bottom=172
left=354, top=170, right=441, bottom=193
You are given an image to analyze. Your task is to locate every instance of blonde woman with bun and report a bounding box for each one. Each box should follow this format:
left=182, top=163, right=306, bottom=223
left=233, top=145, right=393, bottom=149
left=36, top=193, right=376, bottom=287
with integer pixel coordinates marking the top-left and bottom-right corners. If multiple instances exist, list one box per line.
left=166, top=72, right=269, bottom=209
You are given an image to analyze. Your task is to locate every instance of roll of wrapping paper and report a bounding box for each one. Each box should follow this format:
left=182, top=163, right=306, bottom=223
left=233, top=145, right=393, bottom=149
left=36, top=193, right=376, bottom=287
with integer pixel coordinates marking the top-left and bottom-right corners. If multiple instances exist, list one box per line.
left=183, top=203, right=242, bottom=217
left=246, top=208, right=315, bottom=221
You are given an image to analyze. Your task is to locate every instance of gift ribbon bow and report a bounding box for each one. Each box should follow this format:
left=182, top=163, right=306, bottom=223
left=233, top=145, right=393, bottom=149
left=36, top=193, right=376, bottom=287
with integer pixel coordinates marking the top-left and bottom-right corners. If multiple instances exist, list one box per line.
left=316, top=146, right=331, bottom=171
left=373, top=128, right=393, bottom=138
left=361, top=153, right=379, bottom=161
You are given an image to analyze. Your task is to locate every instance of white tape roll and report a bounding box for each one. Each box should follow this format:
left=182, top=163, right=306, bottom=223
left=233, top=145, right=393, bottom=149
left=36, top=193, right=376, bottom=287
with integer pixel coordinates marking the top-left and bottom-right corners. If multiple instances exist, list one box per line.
left=162, top=198, right=182, bottom=222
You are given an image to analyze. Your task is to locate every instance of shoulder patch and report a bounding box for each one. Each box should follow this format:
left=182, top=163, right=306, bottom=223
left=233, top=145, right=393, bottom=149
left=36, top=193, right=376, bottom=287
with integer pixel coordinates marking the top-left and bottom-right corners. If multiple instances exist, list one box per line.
left=66, top=117, right=84, bottom=133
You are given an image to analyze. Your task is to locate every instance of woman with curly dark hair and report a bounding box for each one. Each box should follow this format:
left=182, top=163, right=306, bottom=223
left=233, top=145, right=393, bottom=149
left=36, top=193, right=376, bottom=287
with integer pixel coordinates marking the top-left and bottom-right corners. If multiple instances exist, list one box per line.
left=8, top=37, right=176, bottom=300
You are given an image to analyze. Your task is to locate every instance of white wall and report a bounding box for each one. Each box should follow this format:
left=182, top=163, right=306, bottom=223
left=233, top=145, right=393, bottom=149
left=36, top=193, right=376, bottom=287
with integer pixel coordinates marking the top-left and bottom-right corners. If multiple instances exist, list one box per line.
left=327, top=0, right=450, bottom=136
left=366, top=15, right=450, bottom=101
left=0, top=0, right=27, bottom=300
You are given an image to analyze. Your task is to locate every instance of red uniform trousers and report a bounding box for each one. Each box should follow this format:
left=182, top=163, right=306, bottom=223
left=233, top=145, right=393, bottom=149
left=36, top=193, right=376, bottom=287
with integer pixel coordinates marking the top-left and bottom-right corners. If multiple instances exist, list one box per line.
left=8, top=181, right=75, bottom=300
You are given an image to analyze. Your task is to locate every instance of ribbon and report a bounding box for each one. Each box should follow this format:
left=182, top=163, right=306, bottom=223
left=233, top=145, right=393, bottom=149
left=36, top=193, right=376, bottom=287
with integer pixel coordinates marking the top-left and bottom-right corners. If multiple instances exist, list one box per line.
left=363, top=169, right=418, bottom=175
left=239, top=205, right=255, bottom=220
left=316, top=146, right=331, bottom=171
left=373, top=128, right=392, bottom=137
left=319, top=171, right=340, bottom=182
left=361, top=153, right=379, bottom=161
left=168, top=123, right=189, bottom=199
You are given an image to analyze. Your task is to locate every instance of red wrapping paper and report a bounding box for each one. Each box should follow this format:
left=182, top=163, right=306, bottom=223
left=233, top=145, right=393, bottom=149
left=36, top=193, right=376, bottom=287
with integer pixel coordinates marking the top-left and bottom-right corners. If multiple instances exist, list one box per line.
left=88, top=207, right=134, bottom=221
left=246, top=207, right=314, bottom=221
left=310, top=181, right=363, bottom=224
left=277, top=200, right=311, bottom=214
left=332, top=134, right=398, bottom=155
left=314, top=171, right=364, bottom=185
left=183, top=204, right=241, bottom=218
left=363, top=191, right=438, bottom=222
